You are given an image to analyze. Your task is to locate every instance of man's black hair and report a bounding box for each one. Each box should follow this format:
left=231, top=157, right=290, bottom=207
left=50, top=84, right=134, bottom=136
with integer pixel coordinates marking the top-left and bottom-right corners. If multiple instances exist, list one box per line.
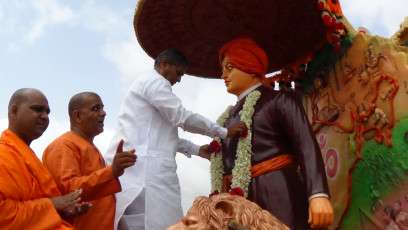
left=154, top=48, right=188, bottom=68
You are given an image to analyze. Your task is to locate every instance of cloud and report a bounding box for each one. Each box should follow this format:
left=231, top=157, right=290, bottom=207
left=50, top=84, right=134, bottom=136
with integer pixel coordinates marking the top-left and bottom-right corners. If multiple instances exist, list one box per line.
left=0, top=4, right=3, bottom=23
left=77, top=0, right=130, bottom=35
left=0, top=0, right=148, bottom=89
left=1, top=0, right=133, bottom=53
left=341, top=0, right=407, bottom=37
left=27, top=0, right=75, bottom=43
left=102, top=40, right=153, bottom=88
left=0, top=0, right=28, bottom=35
left=0, top=1, right=27, bottom=54
left=0, top=0, right=75, bottom=54
left=71, top=0, right=154, bottom=88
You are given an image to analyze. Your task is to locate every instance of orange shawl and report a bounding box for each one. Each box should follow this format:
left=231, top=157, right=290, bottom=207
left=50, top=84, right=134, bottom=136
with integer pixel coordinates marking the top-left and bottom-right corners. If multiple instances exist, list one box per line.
left=0, top=129, right=72, bottom=230
left=43, top=131, right=121, bottom=230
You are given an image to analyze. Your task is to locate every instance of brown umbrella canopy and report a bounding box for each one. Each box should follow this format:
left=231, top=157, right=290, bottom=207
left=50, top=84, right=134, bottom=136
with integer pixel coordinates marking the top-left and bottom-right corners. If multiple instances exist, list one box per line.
left=134, top=0, right=327, bottom=79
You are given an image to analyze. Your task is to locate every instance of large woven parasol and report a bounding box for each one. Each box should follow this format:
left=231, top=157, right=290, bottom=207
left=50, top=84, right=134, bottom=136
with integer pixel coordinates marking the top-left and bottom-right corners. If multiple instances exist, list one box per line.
left=134, top=0, right=328, bottom=79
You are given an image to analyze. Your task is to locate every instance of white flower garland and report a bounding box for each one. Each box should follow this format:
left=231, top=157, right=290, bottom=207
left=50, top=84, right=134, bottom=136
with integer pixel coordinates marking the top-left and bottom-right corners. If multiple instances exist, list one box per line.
left=210, top=90, right=261, bottom=197
left=210, top=106, right=232, bottom=193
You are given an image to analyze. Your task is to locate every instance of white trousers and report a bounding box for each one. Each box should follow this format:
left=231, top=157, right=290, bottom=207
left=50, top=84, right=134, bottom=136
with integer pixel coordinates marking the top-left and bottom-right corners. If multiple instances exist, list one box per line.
left=117, top=188, right=145, bottom=230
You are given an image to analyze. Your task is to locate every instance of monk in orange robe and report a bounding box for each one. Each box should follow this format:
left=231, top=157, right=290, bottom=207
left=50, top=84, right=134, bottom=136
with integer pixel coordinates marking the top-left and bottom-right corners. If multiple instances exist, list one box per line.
left=0, top=88, right=89, bottom=229
left=43, top=92, right=137, bottom=230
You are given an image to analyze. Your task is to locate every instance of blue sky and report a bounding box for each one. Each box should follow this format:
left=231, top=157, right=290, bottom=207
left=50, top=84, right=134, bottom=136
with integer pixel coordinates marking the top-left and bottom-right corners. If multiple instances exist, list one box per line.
left=0, top=0, right=406, bottom=214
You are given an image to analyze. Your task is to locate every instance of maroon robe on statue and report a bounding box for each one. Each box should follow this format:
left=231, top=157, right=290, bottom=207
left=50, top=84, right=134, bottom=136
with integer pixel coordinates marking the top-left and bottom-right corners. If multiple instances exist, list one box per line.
left=222, top=85, right=329, bottom=230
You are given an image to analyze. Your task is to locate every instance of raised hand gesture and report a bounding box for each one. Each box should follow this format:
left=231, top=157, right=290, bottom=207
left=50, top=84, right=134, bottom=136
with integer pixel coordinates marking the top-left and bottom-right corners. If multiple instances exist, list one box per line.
left=111, top=139, right=137, bottom=177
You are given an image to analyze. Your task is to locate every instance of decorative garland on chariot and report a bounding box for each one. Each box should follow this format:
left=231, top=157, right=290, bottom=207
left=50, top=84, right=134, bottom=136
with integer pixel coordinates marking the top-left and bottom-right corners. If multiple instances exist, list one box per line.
left=209, top=90, right=261, bottom=197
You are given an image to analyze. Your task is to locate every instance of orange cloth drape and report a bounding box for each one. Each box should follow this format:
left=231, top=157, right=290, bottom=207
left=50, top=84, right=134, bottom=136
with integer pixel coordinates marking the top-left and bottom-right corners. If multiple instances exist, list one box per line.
left=0, top=129, right=73, bottom=230
left=222, top=154, right=296, bottom=193
left=43, top=131, right=121, bottom=230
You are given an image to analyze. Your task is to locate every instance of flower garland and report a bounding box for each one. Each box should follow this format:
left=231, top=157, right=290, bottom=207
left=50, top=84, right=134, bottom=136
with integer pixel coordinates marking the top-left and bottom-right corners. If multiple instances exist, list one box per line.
left=210, top=90, right=261, bottom=197
left=209, top=106, right=232, bottom=193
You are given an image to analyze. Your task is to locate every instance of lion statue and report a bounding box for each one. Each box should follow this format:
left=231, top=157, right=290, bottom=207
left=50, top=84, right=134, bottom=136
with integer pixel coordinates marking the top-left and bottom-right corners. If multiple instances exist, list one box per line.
left=166, top=193, right=289, bottom=230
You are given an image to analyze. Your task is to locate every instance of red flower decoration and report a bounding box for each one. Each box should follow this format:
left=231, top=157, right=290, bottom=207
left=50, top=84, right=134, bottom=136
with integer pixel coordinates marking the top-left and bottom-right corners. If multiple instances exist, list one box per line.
left=332, top=42, right=341, bottom=52
left=229, top=187, right=244, bottom=197
left=317, top=0, right=326, bottom=11
left=240, top=127, right=248, bottom=138
left=321, top=11, right=331, bottom=27
left=209, top=140, right=221, bottom=152
left=331, top=33, right=340, bottom=43
left=209, top=190, right=219, bottom=198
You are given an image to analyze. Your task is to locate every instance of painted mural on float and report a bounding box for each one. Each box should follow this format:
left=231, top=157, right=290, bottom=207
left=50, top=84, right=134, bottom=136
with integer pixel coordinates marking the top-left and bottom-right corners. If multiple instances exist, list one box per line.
left=300, top=18, right=408, bottom=229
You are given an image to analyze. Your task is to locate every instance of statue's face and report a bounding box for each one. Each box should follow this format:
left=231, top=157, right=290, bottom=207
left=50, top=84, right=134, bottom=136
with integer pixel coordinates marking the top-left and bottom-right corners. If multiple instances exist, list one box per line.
left=221, top=56, right=258, bottom=96
left=165, top=213, right=208, bottom=230
left=314, top=77, right=322, bottom=89
left=393, top=202, right=402, bottom=214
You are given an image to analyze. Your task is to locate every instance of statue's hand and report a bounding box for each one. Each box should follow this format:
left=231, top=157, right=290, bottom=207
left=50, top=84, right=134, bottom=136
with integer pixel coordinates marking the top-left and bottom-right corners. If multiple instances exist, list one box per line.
left=308, top=197, right=334, bottom=229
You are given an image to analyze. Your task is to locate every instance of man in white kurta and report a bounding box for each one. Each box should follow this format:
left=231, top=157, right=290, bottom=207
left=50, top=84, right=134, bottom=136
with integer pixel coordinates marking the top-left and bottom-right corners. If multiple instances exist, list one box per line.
left=104, top=49, right=244, bottom=230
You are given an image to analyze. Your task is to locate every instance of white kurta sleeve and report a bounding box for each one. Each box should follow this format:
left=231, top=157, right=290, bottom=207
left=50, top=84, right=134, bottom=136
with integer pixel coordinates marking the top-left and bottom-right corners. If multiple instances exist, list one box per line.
left=144, top=76, right=227, bottom=138
left=184, top=114, right=227, bottom=138
left=177, top=138, right=200, bottom=158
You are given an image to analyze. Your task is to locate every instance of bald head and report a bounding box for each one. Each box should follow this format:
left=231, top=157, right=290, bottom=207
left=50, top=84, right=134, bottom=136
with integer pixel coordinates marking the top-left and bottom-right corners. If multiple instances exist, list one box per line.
left=9, top=88, right=42, bottom=115
left=68, top=92, right=106, bottom=142
left=8, top=88, right=50, bottom=145
left=68, top=92, right=100, bottom=119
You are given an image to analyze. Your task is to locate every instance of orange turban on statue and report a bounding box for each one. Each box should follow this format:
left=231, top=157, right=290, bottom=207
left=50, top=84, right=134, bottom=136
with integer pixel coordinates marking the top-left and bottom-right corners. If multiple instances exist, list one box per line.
left=219, top=37, right=270, bottom=87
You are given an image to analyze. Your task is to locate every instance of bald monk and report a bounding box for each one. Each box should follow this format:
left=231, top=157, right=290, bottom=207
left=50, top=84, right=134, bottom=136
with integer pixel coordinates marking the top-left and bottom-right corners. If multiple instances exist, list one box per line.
left=212, top=38, right=334, bottom=229
left=42, top=92, right=137, bottom=230
left=0, top=88, right=90, bottom=229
